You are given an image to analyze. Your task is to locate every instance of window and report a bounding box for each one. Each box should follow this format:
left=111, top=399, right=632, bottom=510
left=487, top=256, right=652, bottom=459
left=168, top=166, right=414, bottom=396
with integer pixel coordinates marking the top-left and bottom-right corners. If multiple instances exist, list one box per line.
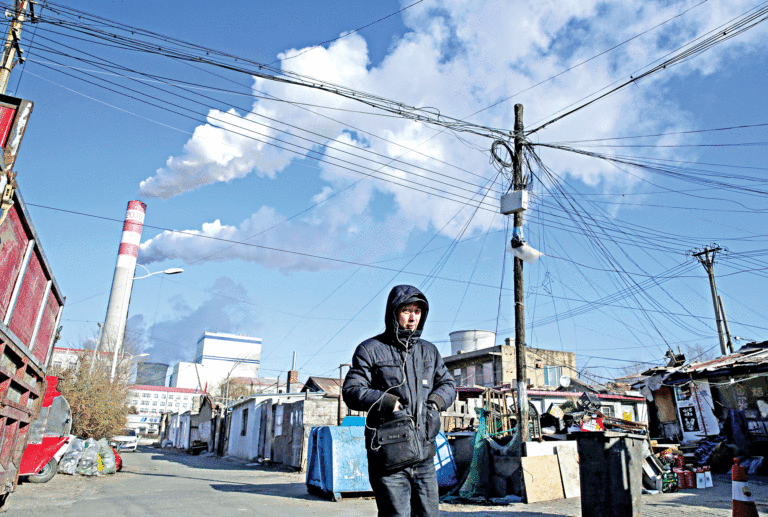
left=153, top=394, right=159, bottom=398
left=132, top=400, right=139, bottom=406
left=142, top=393, right=150, bottom=398
left=542, top=366, right=562, bottom=387
left=241, top=408, right=249, bottom=436
left=151, top=409, right=157, bottom=413
left=482, top=362, right=494, bottom=387
left=141, top=401, right=149, bottom=406
left=175, top=403, right=179, bottom=407
left=160, top=394, right=166, bottom=399
left=152, top=401, right=157, bottom=406
left=600, top=405, right=615, bottom=417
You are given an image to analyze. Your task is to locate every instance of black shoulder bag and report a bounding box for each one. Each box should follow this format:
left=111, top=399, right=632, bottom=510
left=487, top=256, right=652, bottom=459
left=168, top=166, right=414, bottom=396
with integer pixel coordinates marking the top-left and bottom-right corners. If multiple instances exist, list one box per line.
left=371, top=346, right=423, bottom=471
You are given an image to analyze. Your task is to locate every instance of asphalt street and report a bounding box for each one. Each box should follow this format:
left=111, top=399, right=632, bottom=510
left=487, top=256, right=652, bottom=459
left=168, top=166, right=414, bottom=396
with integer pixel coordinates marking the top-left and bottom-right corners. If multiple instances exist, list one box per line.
left=5, top=446, right=767, bottom=516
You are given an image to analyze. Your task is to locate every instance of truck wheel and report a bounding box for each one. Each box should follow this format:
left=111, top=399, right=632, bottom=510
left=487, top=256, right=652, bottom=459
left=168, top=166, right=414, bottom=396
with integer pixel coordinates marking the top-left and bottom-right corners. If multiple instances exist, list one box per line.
left=28, top=459, right=58, bottom=484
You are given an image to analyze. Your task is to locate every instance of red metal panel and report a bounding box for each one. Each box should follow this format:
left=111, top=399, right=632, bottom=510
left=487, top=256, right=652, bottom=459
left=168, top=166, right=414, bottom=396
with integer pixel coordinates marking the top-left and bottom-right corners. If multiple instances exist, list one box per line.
left=19, top=435, right=67, bottom=475
left=0, top=206, right=29, bottom=321
left=31, top=291, right=58, bottom=364
left=0, top=419, right=18, bottom=466
left=8, top=252, right=46, bottom=347
left=0, top=106, right=15, bottom=149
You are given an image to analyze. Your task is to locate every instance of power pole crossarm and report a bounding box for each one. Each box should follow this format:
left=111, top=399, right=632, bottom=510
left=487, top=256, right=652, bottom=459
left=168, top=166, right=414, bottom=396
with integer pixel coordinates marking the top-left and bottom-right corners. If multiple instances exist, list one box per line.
left=0, top=0, right=29, bottom=95
left=692, top=246, right=728, bottom=356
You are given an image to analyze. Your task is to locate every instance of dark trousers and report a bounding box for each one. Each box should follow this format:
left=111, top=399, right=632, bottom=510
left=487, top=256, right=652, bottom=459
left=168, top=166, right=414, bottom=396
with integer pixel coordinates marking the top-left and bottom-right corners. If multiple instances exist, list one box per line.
left=368, top=456, right=439, bottom=517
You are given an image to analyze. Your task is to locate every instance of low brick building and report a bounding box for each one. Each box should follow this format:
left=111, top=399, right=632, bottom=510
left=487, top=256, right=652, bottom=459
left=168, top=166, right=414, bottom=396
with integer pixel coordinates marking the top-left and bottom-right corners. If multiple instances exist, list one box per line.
left=443, top=337, right=577, bottom=389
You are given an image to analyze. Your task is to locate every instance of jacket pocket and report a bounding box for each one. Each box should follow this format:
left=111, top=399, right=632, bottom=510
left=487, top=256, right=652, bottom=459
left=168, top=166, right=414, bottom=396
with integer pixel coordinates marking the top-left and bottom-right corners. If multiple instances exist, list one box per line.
left=425, top=404, right=441, bottom=441
left=374, top=362, right=403, bottom=387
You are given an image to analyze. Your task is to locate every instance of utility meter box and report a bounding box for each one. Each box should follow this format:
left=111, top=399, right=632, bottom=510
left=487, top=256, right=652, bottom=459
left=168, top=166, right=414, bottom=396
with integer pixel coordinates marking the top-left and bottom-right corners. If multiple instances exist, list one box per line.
left=500, top=190, right=528, bottom=215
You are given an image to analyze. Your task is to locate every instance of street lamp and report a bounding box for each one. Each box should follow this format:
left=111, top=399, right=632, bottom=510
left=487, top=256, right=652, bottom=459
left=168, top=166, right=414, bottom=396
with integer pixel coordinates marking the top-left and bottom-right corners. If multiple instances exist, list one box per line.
left=134, top=264, right=184, bottom=280
left=109, top=267, right=183, bottom=383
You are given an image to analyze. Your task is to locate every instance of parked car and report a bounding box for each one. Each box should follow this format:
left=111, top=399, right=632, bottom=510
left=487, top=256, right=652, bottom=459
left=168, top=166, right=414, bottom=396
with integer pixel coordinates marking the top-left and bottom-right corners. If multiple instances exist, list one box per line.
left=110, top=429, right=138, bottom=452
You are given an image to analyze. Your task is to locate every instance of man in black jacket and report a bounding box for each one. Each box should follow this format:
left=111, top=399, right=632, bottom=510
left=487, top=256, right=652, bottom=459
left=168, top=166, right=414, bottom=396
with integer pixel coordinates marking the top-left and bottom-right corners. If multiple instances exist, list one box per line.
left=343, top=285, right=456, bottom=517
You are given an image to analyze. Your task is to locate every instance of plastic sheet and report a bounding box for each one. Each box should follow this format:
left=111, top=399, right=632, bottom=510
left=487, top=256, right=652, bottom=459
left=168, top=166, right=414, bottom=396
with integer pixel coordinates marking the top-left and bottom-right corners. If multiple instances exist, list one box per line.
left=97, top=439, right=117, bottom=475
left=76, top=439, right=100, bottom=476
left=58, top=438, right=85, bottom=475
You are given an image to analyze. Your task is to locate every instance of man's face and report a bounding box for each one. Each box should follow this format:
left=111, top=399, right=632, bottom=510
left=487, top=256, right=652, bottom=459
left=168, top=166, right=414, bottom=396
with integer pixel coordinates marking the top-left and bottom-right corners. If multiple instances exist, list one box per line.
left=397, top=303, right=422, bottom=331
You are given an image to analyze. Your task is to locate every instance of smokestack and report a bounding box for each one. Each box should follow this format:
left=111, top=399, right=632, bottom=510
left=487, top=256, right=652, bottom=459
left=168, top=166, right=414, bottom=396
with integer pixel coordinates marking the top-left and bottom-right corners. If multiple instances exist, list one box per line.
left=99, top=200, right=147, bottom=353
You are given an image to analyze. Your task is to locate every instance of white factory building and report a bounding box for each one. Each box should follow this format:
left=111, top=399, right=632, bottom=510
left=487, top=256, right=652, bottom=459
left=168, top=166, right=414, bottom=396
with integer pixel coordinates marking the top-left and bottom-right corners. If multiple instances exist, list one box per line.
left=169, top=332, right=261, bottom=391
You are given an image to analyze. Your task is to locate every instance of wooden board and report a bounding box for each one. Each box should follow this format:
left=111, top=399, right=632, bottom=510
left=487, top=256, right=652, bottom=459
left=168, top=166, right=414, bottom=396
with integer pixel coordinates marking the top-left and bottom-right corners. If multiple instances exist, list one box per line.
left=525, top=440, right=577, bottom=457
left=521, top=455, right=565, bottom=503
left=556, top=445, right=581, bottom=498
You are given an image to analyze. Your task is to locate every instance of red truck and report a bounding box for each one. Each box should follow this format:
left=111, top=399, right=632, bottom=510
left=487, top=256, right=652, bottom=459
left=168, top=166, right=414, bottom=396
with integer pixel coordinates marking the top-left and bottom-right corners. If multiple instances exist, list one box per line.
left=18, top=376, right=72, bottom=483
left=0, top=93, right=65, bottom=508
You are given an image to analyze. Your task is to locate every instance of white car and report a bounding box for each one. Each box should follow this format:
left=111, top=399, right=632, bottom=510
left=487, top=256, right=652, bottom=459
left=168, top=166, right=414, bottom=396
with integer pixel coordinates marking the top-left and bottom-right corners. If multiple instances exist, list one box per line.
left=110, top=429, right=138, bottom=452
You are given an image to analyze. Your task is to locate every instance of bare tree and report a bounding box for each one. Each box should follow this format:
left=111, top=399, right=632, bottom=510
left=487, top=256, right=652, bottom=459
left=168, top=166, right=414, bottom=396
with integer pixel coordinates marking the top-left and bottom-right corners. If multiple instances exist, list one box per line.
left=49, top=326, right=146, bottom=439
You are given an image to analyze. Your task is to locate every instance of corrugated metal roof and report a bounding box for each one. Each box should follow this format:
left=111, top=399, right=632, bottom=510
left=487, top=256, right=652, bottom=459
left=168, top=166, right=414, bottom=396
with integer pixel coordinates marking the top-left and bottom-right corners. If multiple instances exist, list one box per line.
left=681, top=346, right=768, bottom=373
left=304, top=376, right=342, bottom=396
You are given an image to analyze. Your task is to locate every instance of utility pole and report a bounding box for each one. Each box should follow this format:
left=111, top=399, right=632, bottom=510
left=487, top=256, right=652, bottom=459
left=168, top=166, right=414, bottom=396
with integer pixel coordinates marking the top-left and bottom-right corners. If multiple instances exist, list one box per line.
left=89, top=322, right=103, bottom=374
left=692, top=246, right=729, bottom=356
left=337, top=363, right=351, bottom=426
left=718, top=295, right=734, bottom=354
left=0, top=0, right=30, bottom=95
left=512, top=103, right=529, bottom=446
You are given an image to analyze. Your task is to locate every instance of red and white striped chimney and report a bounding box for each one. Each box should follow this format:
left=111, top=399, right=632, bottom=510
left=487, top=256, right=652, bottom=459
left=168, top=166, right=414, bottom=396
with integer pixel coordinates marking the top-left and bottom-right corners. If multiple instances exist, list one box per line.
left=99, top=200, right=147, bottom=353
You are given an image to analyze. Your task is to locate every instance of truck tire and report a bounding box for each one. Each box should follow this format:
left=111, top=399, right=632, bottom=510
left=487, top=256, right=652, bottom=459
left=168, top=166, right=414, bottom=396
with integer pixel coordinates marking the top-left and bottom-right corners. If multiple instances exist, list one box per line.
left=27, top=459, right=58, bottom=484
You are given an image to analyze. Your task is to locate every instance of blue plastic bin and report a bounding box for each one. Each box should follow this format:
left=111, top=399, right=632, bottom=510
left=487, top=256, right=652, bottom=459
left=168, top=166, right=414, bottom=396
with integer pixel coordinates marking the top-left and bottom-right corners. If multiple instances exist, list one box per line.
left=306, top=425, right=458, bottom=501
left=306, top=426, right=372, bottom=501
left=434, top=431, right=458, bottom=488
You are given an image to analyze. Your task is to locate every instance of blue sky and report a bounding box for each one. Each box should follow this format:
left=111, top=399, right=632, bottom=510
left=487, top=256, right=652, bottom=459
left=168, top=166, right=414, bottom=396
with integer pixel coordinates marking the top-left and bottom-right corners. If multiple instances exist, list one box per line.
left=11, top=0, right=768, bottom=386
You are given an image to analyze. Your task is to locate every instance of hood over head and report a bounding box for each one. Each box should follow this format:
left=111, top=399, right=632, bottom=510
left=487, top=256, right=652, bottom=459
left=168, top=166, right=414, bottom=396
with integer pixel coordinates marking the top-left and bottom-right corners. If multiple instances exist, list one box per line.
left=384, top=285, right=429, bottom=345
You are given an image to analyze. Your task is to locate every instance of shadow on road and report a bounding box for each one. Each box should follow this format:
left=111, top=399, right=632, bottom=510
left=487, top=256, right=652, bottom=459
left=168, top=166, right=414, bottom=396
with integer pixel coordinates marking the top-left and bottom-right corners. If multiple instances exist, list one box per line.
left=210, top=482, right=319, bottom=501
left=142, top=446, right=294, bottom=473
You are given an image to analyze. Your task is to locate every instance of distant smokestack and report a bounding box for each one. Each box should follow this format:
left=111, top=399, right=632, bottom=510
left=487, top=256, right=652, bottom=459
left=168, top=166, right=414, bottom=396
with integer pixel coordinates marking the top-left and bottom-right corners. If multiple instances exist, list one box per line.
left=99, top=200, right=147, bottom=353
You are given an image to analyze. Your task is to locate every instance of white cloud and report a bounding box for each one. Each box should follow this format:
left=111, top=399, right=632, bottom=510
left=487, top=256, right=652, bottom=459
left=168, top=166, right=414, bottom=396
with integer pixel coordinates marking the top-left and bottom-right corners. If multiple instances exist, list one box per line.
left=137, top=0, right=766, bottom=267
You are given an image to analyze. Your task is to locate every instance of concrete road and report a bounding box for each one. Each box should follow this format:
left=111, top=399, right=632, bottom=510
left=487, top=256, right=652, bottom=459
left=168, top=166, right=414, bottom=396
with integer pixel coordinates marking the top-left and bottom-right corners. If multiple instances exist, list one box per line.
left=5, top=446, right=768, bottom=516
left=6, top=446, right=376, bottom=517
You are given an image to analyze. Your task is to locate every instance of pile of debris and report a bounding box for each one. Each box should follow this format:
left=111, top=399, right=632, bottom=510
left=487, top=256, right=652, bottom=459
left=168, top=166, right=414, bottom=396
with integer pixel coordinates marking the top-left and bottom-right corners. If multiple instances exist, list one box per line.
left=539, top=392, right=649, bottom=438
left=58, top=438, right=122, bottom=477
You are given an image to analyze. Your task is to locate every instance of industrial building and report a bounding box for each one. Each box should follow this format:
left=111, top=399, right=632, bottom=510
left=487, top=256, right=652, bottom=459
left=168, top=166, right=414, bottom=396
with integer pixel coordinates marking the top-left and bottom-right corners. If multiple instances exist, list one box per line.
left=135, top=362, right=169, bottom=386
left=169, top=332, right=262, bottom=392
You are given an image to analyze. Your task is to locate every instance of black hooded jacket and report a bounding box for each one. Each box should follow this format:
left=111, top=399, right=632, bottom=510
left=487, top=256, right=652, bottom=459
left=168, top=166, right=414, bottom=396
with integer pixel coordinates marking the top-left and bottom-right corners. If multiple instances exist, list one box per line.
left=342, top=285, right=456, bottom=462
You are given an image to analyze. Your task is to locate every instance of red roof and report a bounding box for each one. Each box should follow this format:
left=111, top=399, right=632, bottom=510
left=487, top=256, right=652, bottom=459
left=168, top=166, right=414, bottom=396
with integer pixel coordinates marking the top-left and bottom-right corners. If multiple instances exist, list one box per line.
left=130, top=385, right=197, bottom=393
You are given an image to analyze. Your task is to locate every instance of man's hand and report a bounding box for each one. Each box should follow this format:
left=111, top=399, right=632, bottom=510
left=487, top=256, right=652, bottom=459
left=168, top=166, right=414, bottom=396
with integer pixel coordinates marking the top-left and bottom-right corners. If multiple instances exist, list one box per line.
left=427, top=400, right=439, bottom=412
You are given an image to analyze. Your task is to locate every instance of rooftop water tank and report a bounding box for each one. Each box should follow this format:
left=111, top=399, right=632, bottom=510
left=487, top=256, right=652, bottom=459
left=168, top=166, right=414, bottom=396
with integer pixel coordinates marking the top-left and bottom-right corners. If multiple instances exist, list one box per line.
left=449, top=330, right=496, bottom=356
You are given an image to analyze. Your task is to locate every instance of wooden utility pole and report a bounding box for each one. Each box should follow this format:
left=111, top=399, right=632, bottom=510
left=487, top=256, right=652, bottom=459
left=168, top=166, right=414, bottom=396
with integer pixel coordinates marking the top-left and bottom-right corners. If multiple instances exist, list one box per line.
left=718, top=295, right=734, bottom=354
left=692, top=246, right=730, bottom=356
left=0, top=0, right=30, bottom=95
left=337, top=363, right=350, bottom=425
left=513, top=104, right=529, bottom=444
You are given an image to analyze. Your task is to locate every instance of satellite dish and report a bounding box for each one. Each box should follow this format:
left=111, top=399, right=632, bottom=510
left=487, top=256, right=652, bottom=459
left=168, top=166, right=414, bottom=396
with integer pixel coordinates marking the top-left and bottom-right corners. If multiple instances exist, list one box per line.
left=559, top=375, right=571, bottom=388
